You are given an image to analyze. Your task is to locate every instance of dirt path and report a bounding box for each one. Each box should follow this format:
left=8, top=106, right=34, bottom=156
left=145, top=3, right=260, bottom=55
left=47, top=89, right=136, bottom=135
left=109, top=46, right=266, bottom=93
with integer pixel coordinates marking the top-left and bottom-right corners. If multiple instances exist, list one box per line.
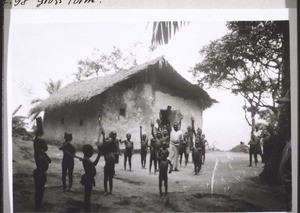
left=13, top=138, right=287, bottom=212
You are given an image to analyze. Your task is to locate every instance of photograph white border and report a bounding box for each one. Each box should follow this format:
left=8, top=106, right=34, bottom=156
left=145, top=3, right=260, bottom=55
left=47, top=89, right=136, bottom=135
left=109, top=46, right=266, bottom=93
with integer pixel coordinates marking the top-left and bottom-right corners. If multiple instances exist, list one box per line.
left=3, top=1, right=297, bottom=212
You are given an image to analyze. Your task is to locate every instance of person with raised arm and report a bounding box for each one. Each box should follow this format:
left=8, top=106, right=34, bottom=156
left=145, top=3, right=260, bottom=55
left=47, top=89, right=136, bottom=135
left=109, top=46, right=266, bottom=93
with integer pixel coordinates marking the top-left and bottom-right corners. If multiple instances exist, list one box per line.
left=98, top=130, right=119, bottom=195
left=33, top=130, right=51, bottom=211
left=80, top=144, right=101, bottom=212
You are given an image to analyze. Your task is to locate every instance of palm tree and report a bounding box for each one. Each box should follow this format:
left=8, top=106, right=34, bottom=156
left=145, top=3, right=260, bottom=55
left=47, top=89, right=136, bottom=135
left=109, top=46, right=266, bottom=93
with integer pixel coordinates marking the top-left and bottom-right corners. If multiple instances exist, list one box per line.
left=29, top=79, right=63, bottom=120
left=45, top=79, right=63, bottom=95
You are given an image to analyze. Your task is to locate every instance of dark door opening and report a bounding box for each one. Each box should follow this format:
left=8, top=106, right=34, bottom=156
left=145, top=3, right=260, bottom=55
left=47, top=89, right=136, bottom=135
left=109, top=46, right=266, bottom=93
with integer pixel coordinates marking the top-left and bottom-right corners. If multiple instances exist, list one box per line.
left=160, top=110, right=170, bottom=126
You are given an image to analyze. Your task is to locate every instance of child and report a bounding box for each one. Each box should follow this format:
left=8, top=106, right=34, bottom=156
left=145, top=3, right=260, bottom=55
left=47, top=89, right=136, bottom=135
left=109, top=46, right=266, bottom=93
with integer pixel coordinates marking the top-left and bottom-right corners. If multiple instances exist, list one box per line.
left=80, top=145, right=101, bottom=212
left=200, top=134, right=207, bottom=164
left=192, top=121, right=202, bottom=143
left=33, top=132, right=51, bottom=211
left=157, top=141, right=173, bottom=197
left=192, top=117, right=204, bottom=164
left=140, top=126, right=148, bottom=169
left=157, top=141, right=169, bottom=163
left=187, top=117, right=195, bottom=151
left=192, top=140, right=202, bottom=175
left=148, top=138, right=157, bottom=174
left=100, top=130, right=118, bottom=195
left=151, top=123, right=164, bottom=168
left=179, top=132, right=189, bottom=167
left=120, top=133, right=134, bottom=171
left=59, top=132, right=77, bottom=191
left=111, top=131, right=120, bottom=165
left=162, top=129, right=170, bottom=148
left=151, top=123, right=163, bottom=151
left=178, top=138, right=185, bottom=167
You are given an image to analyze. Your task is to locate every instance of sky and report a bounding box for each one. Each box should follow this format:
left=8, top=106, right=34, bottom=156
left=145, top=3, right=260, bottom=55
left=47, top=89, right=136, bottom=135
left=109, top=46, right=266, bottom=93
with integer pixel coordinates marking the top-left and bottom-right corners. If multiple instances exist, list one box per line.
left=8, top=9, right=289, bottom=150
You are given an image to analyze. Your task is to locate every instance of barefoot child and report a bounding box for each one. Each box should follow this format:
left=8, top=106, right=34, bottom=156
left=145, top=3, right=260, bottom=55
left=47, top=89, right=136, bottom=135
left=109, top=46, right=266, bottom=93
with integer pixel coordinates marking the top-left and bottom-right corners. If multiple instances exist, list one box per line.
left=148, top=138, right=157, bottom=174
left=200, top=134, right=208, bottom=164
left=151, top=122, right=165, bottom=169
left=120, top=133, right=134, bottom=171
left=151, top=122, right=163, bottom=153
left=157, top=141, right=169, bottom=163
left=192, top=140, right=202, bottom=175
left=33, top=131, right=51, bottom=211
left=193, top=124, right=202, bottom=143
left=192, top=117, right=204, bottom=164
left=184, top=117, right=195, bottom=164
left=100, top=131, right=118, bottom=195
left=187, top=117, right=195, bottom=149
left=80, top=144, right=101, bottom=212
left=162, top=129, right=170, bottom=148
left=59, top=132, right=78, bottom=191
left=157, top=142, right=173, bottom=197
left=179, top=133, right=189, bottom=167
left=140, top=126, right=148, bottom=168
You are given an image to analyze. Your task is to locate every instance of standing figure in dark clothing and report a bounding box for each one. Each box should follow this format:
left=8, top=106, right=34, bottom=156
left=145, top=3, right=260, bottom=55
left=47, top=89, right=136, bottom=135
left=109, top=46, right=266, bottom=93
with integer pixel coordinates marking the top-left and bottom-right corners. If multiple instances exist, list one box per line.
left=33, top=132, right=51, bottom=211
left=148, top=138, right=157, bottom=174
left=120, top=133, right=134, bottom=171
left=192, top=140, right=202, bottom=175
left=248, top=136, right=258, bottom=167
left=140, top=126, right=148, bottom=169
left=157, top=141, right=173, bottom=197
left=80, top=144, right=101, bottom=212
left=59, top=132, right=78, bottom=191
left=99, top=130, right=118, bottom=195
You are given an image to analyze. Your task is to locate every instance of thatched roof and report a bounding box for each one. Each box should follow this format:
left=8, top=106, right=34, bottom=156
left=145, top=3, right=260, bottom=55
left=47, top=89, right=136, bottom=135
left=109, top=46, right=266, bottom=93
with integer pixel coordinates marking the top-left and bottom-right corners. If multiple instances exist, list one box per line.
left=32, top=57, right=216, bottom=113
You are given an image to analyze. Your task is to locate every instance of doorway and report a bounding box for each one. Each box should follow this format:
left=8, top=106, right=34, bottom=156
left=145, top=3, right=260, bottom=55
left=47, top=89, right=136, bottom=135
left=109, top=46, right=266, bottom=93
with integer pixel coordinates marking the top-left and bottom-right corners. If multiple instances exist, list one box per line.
left=160, top=110, right=169, bottom=126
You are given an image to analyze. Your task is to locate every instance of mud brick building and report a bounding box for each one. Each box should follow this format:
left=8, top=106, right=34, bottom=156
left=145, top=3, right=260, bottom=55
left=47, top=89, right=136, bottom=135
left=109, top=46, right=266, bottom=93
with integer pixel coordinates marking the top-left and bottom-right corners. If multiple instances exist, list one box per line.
left=32, top=57, right=216, bottom=148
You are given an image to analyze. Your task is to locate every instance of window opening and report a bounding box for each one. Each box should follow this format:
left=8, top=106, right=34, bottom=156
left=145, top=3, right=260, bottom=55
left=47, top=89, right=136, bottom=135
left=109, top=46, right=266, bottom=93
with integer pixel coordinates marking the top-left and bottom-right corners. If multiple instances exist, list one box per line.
left=119, top=108, right=126, bottom=117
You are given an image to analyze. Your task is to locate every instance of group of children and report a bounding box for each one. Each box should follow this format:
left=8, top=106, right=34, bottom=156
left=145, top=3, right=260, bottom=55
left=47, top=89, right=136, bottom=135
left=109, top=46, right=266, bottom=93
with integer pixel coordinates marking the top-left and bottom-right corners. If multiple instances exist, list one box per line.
left=141, top=117, right=208, bottom=175
left=32, top=117, right=208, bottom=212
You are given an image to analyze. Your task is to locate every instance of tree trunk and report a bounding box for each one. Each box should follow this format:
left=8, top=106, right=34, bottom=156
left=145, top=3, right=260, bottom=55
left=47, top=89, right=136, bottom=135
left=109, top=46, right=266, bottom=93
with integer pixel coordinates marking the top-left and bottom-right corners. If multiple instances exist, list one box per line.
left=259, top=21, right=290, bottom=185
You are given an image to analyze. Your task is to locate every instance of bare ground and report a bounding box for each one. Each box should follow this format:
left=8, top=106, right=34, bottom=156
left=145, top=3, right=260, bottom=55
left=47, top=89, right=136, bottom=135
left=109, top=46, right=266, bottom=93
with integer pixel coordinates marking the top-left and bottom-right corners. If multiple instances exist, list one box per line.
left=13, top=137, right=288, bottom=212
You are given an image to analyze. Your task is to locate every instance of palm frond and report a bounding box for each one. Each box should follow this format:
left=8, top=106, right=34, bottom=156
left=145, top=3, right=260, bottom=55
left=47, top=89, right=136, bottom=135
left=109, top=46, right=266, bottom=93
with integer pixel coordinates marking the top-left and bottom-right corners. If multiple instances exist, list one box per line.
left=150, top=21, right=189, bottom=47
left=44, top=79, right=63, bottom=95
